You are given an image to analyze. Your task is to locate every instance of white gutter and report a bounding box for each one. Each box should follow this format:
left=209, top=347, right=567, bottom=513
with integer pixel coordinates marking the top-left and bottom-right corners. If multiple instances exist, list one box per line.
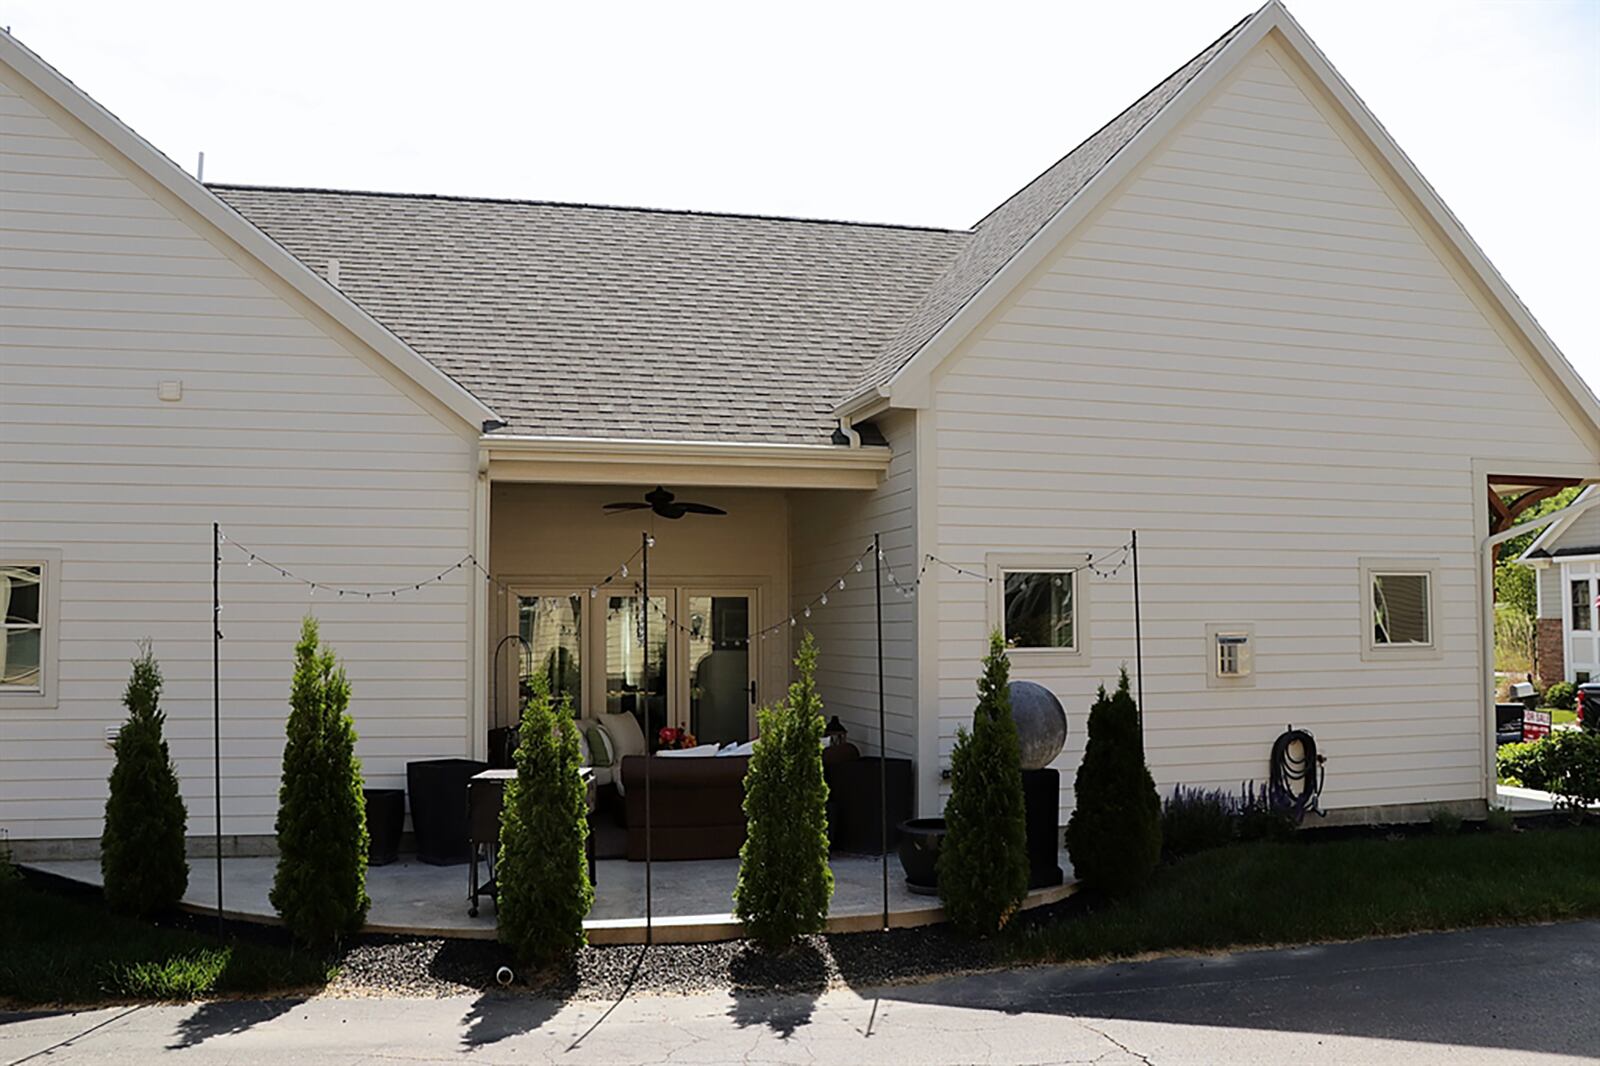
left=481, top=434, right=888, bottom=465
left=1479, top=491, right=1600, bottom=805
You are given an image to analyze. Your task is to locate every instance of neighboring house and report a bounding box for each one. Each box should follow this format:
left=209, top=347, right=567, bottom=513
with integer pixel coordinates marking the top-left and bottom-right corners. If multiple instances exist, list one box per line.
left=1520, top=487, right=1600, bottom=684
left=4, top=2, right=1598, bottom=857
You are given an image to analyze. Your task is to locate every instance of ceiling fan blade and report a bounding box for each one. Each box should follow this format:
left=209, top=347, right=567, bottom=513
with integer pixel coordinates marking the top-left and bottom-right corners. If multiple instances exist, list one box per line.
left=603, top=502, right=651, bottom=511
left=677, top=502, right=727, bottom=516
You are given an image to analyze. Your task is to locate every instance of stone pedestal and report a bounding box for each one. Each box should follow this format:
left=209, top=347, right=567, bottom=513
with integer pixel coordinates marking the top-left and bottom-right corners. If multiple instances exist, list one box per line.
left=1021, top=767, right=1064, bottom=889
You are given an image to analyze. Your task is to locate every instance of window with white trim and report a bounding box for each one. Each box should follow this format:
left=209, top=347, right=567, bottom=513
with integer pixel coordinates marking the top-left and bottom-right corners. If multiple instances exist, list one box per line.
left=1373, top=573, right=1430, bottom=646
left=1002, top=570, right=1075, bottom=650
left=1359, top=558, right=1440, bottom=661
left=1, top=564, right=44, bottom=691
left=1572, top=578, right=1593, bottom=633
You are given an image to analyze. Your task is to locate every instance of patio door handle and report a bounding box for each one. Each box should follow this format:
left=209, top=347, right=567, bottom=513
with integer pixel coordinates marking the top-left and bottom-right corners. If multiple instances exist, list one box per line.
left=749, top=680, right=757, bottom=705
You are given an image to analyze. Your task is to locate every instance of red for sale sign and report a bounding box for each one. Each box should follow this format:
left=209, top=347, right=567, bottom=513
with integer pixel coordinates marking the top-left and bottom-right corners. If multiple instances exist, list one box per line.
left=1523, top=709, right=1552, bottom=742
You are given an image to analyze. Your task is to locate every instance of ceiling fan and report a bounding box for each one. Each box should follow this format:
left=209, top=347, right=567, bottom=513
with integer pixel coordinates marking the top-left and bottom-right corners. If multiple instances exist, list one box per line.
left=603, top=485, right=727, bottom=520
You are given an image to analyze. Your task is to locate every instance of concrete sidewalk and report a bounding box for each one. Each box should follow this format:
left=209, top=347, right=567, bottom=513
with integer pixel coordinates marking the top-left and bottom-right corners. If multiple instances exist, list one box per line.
left=3, top=921, right=1596, bottom=1065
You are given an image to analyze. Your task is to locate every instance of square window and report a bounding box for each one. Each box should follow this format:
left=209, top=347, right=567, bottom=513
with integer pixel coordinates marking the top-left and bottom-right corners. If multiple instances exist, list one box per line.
left=1, top=564, right=44, bottom=691
left=1373, top=572, right=1431, bottom=646
left=1002, top=571, right=1074, bottom=650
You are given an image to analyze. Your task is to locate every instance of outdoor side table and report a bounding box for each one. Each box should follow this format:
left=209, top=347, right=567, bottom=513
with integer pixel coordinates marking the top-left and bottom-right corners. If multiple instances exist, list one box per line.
left=467, top=768, right=596, bottom=918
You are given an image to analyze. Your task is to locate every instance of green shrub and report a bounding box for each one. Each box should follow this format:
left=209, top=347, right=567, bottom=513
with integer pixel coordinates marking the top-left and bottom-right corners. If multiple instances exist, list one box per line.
left=1429, top=807, right=1464, bottom=835
left=1065, top=668, right=1162, bottom=898
left=100, top=642, right=188, bottom=916
left=497, top=672, right=593, bottom=965
left=269, top=617, right=369, bottom=948
left=1161, top=785, right=1238, bottom=859
left=1497, top=732, right=1600, bottom=811
left=734, top=633, right=833, bottom=948
left=1544, top=682, right=1577, bottom=711
left=938, top=632, right=1029, bottom=936
left=1497, top=741, right=1543, bottom=788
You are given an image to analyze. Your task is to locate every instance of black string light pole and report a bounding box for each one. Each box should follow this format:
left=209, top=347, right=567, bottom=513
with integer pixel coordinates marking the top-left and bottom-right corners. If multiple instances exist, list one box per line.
left=211, top=522, right=223, bottom=936
left=874, top=532, right=888, bottom=932
left=641, top=529, right=654, bottom=946
left=1132, top=529, right=1144, bottom=740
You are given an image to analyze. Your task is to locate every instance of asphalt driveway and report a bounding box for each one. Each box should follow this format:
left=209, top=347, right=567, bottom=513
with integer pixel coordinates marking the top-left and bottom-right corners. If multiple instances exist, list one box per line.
left=3, top=920, right=1596, bottom=1064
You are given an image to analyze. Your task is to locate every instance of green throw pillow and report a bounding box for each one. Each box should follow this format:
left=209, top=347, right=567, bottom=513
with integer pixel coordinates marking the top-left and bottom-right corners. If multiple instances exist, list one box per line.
left=586, top=724, right=615, bottom=767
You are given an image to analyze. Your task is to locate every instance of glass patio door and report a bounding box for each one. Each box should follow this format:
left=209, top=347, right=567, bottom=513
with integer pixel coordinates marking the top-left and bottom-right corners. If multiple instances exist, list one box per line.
left=605, top=594, right=670, bottom=745
left=682, top=591, right=755, bottom=746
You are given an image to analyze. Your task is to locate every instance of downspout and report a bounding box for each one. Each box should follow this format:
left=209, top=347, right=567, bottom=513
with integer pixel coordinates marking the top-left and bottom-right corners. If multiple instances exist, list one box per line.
left=1479, top=491, right=1600, bottom=806
left=837, top=417, right=862, bottom=448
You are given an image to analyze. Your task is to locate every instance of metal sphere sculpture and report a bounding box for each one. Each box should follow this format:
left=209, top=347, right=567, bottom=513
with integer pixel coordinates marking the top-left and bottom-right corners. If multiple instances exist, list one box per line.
left=1008, top=680, right=1068, bottom=771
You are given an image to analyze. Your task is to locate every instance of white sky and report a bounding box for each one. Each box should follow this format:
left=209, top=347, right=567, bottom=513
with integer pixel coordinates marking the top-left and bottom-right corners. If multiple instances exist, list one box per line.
left=5, top=0, right=1597, bottom=382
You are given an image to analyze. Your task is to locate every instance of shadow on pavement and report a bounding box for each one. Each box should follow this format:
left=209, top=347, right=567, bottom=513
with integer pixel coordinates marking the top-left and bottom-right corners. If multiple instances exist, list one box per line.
left=726, top=939, right=829, bottom=1039
left=168, top=997, right=305, bottom=1049
left=872, top=920, right=1600, bottom=1060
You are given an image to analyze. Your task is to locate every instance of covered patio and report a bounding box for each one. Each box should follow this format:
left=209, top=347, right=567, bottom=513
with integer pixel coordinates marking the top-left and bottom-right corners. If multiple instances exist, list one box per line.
left=26, top=852, right=1075, bottom=945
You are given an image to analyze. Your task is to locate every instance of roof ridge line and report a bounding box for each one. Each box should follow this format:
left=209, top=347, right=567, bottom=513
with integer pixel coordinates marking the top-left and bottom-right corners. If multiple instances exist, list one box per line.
left=967, top=10, right=1255, bottom=232
left=205, top=182, right=969, bottom=236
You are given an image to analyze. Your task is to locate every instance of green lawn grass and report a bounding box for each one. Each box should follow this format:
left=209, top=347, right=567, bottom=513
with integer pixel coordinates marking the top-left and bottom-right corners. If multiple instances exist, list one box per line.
left=1009, top=825, right=1600, bottom=964
left=1551, top=708, right=1577, bottom=727
left=0, top=881, right=333, bottom=1005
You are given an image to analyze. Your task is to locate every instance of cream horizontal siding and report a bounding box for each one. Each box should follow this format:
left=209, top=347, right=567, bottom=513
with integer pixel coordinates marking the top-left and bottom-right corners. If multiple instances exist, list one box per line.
left=787, top=411, right=918, bottom=759
left=926, top=43, right=1598, bottom=822
left=0, top=73, right=478, bottom=844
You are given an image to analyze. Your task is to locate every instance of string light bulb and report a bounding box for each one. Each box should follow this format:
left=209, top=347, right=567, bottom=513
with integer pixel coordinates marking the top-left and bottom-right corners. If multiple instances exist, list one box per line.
left=621, top=564, right=628, bottom=578
left=854, top=560, right=863, bottom=573
left=804, top=606, right=811, bottom=618
left=820, top=593, right=828, bottom=606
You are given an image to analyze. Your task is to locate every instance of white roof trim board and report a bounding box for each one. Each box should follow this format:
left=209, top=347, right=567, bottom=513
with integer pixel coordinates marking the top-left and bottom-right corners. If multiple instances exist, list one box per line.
left=1520, top=485, right=1599, bottom=561
left=0, top=30, right=498, bottom=431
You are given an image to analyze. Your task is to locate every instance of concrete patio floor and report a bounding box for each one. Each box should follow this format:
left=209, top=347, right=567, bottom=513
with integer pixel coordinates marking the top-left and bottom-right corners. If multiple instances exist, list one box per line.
left=28, top=849, right=1076, bottom=945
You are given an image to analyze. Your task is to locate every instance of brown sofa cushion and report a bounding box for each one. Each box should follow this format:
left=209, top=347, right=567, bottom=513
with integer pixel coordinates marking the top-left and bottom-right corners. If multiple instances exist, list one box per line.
left=621, top=754, right=749, bottom=860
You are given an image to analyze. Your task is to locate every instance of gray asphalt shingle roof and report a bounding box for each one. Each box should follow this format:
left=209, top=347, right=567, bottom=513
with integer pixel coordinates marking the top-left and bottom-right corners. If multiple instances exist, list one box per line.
left=213, top=15, right=1246, bottom=444
left=214, top=186, right=965, bottom=443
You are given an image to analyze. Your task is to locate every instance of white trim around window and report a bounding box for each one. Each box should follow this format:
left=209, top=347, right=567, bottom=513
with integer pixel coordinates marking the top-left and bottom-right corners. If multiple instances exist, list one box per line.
left=0, top=547, right=62, bottom=710
left=986, top=553, right=1090, bottom=665
left=1359, top=557, right=1441, bottom=662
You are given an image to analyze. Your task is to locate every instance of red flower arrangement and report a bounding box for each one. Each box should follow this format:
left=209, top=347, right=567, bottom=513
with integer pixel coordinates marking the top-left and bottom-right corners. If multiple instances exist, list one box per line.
left=658, top=725, right=697, bottom=750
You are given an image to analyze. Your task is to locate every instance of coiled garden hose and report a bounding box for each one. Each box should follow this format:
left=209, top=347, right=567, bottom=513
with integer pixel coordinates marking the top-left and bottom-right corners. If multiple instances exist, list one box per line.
left=1269, top=727, right=1326, bottom=822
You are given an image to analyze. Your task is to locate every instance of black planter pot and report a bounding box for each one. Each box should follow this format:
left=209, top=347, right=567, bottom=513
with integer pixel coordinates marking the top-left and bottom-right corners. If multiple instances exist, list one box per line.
left=897, top=816, right=946, bottom=896
left=364, top=788, right=405, bottom=866
left=407, top=758, right=488, bottom=865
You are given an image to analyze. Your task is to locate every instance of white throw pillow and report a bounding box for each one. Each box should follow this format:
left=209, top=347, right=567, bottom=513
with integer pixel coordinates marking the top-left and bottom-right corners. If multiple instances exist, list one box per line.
left=716, top=740, right=756, bottom=758
left=658, top=744, right=718, bottom=758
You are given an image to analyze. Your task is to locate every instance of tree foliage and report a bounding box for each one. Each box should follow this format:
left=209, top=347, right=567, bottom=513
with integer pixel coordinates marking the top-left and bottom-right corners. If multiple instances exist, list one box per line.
left=269, top=617, right=370, bottom=948
left=734, top=632, right=833, bottom=948
left=937, top=631, right=1030, bottom=936
left=1065, top=669, right=1162, bottom=898
left=101, top=642, right=189, bottom=916
left=497, top=672, right=593, bottom=965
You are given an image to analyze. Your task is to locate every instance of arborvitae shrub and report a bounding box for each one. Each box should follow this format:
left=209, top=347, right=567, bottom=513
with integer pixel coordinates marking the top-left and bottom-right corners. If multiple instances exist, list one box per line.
left=269, top=617, right=370, bottom=948
left=497, top=672, right=593, bottom=966
left=100, top=641, right=189, bottom=917
left=734, top=632, right=833, bottom=948
left=1065, top=668, right=1161, bottom=898
left=937, top=631, right=1030, bottom=935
